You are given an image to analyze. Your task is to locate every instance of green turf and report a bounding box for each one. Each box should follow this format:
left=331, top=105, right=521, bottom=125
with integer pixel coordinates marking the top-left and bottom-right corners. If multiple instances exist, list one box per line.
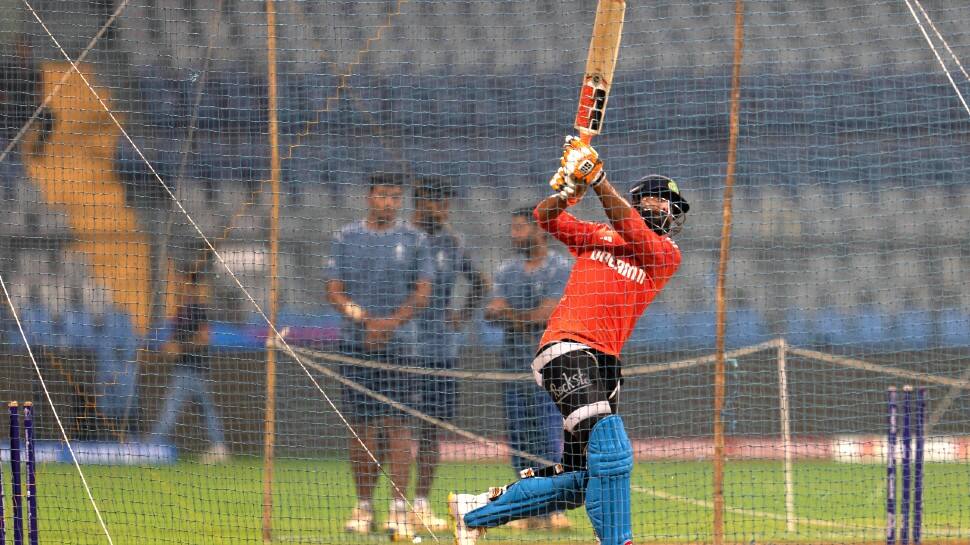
left=25, top=459, right=970, bottom=544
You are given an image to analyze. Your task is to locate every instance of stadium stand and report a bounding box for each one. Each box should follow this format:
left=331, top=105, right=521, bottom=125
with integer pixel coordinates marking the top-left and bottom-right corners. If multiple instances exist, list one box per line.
left=0, top=0, right=966, bottom=352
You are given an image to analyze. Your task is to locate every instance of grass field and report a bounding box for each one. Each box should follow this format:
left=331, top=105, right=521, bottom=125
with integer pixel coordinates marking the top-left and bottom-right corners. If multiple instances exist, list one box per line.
left=29, top=459, right=970, bottom=544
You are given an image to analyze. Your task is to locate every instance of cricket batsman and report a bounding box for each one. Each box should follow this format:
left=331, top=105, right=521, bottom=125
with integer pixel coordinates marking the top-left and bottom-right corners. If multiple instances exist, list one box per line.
left=449, top=136, right=689, bottom=545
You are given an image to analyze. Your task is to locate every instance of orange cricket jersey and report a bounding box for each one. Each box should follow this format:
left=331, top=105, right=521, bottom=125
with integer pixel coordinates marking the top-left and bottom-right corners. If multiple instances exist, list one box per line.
left=535, top=207, right=682, bottom=357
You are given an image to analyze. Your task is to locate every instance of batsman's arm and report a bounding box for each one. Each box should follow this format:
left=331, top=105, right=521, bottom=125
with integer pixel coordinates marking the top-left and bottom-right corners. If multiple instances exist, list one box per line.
left=534, top=193, right=570, bottom=225
left=534, top=192, right=602, bottom=252
left=591, top=175, right=635, bottom=227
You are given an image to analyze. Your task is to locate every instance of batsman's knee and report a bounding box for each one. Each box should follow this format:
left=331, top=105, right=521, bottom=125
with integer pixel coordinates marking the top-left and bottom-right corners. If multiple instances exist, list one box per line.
left=587, top=415, right=634, bottom=477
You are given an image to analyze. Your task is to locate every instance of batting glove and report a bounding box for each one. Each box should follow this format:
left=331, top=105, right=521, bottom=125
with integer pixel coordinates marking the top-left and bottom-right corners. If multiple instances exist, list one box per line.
left=550, top=167, right=582, bottom=202
left=561, top=135, right=605, bottom=187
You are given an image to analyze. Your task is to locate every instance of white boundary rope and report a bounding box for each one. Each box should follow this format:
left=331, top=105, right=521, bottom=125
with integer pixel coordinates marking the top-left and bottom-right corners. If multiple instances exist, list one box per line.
left=18, top=1, right=440, bottom=541
left=0, top=273, right=115, bottom=545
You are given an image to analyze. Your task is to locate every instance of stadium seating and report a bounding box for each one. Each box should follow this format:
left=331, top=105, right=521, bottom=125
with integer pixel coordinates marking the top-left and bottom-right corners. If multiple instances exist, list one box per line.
left=62, top=306, right=98, bottom=350
left=940, top=309, right=970, bottom=348
left=3, top=0, right=967, bottom=352
left=848, top=307, right=895, bottom=347
left=17, top=303, right=55, bottom=348
left=729, top=308, right=771, bottom=346
left=630, top=303, right=680, bottom=349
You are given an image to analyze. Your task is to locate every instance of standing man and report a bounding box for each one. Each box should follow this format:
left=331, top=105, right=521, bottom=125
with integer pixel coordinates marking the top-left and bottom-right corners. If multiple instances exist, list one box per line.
left=450, top=137, right=689, bottom=545
left=485, top=207, right=571, bottom=531
left=410, top=177, right=488, bottom=532
left=148, top=257, right=229, bottom=464
left=326, top=172, right=433, bottom=540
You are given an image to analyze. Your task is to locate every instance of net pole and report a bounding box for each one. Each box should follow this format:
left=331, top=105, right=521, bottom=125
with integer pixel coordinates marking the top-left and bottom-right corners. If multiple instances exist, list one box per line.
left=713, top=2, right=745, bottom=544
left=777, top=339, right=795, bottom=533
left=262, top=0, right=282, bottom=542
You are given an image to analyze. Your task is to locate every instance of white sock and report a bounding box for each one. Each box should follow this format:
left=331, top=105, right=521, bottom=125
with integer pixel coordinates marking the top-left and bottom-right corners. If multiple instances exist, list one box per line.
left=414, top=496, right=429, bottom=509
left=357, top=499, right=372, bottom=511
left=392, top=498, right=407, bottom=511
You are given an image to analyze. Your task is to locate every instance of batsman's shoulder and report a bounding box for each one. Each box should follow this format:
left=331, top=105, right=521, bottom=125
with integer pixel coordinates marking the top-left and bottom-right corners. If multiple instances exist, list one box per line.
left=665, top=237, right=683, bottom=267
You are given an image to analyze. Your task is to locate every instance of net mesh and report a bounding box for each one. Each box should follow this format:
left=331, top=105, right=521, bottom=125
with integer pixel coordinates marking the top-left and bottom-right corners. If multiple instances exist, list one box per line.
left=0, top=1, right=968, bottom=543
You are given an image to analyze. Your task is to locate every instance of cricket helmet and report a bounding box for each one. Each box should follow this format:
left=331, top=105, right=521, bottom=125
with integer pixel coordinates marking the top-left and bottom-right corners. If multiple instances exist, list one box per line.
left=629, top=175, right=689, bottom=237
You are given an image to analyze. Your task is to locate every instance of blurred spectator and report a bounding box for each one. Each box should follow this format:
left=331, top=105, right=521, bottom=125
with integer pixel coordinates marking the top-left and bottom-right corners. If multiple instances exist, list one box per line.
left=409, top=177, right=488, bottom=531
left=0, top=37, right=38, bottom=140
left=146, top=257, right=229, bottom=464
left=325, top=172, right=432, bottom=540
left=93, top=309, right=139, bottom=439
left=484, top=206, right=571, bottom=531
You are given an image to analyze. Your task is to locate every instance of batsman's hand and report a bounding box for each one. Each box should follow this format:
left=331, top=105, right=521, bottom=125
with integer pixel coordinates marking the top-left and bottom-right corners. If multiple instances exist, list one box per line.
left=561, top=135, right=605, bottom=187
left=549, top=167, right=586, bottom=205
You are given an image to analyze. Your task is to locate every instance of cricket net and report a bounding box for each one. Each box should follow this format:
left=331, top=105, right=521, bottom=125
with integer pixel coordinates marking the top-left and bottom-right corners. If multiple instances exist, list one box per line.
left=0, top=1, right=968, bottom=544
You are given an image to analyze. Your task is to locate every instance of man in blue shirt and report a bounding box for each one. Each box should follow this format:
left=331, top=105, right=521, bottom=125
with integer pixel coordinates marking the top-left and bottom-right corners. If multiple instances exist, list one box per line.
left=484, top=207, right=572, bottom=530
left=148, top=263, right=228, bottom=464
left=325, top=173, right=434, bottom=540
left=411, top=177, right=488, bottom=532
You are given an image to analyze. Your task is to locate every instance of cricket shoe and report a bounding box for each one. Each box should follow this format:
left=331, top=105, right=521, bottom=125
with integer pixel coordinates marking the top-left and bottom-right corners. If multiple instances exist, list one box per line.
left=548, top=512, right=572, bottom=531
left=448, top=492, right=488, bottom=545
left=200, top=443, right=230, bottom=465
left=409, top=498, right=449, bottom=532
left=386, top=501, right=415, bottom=542
left=343, top=505, right=374, bottom=534
left=506, top=517, right=535, bottom=530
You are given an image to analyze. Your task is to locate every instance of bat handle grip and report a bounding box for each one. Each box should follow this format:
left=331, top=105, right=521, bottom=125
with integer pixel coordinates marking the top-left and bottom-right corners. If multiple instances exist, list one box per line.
left=579, top=132, right=593, bottom=144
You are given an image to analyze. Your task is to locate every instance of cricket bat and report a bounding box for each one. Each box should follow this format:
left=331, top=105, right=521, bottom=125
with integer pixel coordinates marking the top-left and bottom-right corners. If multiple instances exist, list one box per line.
left=574, top=0, right=626, bottom=143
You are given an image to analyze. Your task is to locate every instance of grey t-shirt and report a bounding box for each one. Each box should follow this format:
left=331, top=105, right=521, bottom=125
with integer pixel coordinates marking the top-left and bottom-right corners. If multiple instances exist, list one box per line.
left=418, top=230, right=479, bottom=362
left=326, top=219, right=434, bottom=357
left=493, top=252, right=571, bottom=370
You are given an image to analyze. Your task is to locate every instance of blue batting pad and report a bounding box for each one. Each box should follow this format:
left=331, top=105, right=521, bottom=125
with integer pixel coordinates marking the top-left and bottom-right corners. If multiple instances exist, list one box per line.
left=585, top=415, right=634, bottom=545
left=463, top=471, right=586, bottom=528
